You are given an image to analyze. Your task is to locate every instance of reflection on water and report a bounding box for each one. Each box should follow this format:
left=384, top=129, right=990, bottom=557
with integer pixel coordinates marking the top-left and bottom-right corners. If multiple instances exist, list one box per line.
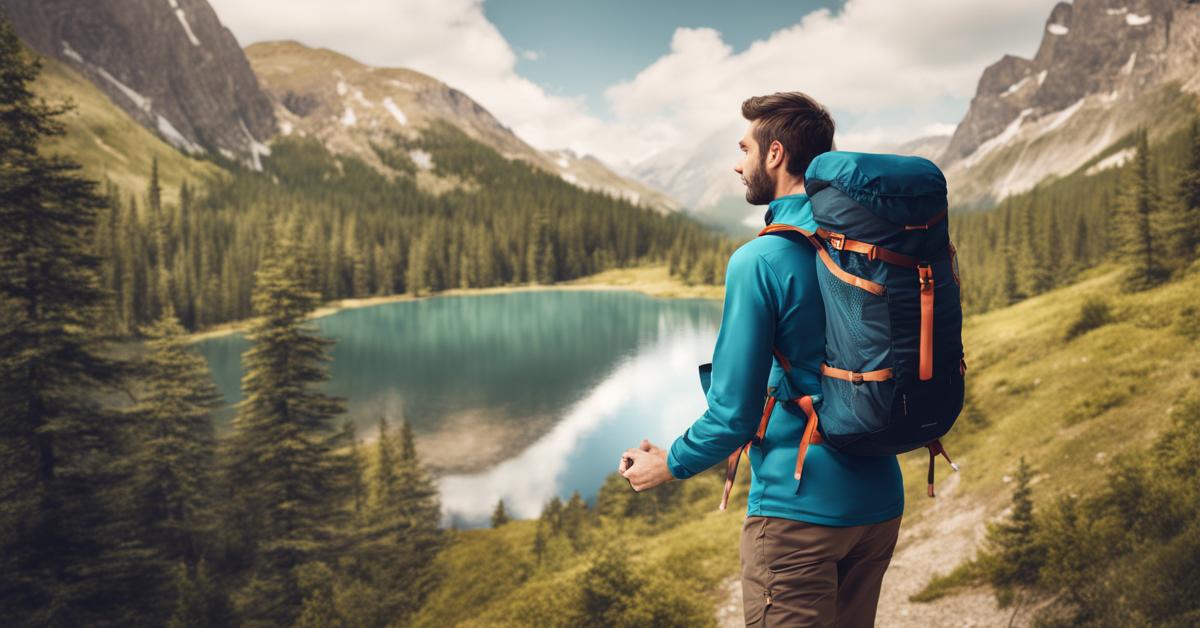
left=194, top=289, right=722, bottom=528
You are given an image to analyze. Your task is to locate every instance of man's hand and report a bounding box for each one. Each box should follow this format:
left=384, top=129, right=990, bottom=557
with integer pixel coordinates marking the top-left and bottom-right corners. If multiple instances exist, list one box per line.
left=619, top=439, right=674, bottom=492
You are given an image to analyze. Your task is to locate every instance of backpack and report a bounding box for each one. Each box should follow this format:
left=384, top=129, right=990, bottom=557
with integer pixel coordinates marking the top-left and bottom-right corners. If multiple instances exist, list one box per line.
left=717, top=151, right=966, bottom=511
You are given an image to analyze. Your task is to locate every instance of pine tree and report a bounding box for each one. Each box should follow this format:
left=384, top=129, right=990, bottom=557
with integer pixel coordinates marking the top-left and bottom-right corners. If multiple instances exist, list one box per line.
left=0, top=16, right=152, bottom=624
left=983, top=456, right=1045, bottom=604
left=127, top=304, right=222, bottom=566
left=351, top=417, right=444, bottom=624
left=1120, top=130, right=1164, bottom=290
left=166, top=561, right=234, bottom=628
left=491, top=499, right=510, bottom=528
left=1171, top=118, right=1200, bottom=268
left=223, top=235, right=350, bottom=624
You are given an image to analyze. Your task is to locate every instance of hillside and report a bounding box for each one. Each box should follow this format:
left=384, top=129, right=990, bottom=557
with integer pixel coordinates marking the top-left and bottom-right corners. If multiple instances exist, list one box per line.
left=244, top=41, right=679, bottom=213
left=408, top=263, right=1200, bottom=626
left=30, top=49, right=224, bottom=205
left=2, top=0, right=276, bottom=168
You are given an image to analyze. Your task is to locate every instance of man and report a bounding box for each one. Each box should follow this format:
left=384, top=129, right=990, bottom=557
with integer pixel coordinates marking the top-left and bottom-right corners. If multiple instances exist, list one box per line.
left=619, top=92, right=904, bottom=627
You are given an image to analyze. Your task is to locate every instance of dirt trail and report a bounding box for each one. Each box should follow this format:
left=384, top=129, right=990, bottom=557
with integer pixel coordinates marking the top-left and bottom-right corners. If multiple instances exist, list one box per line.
left=714, top=473, right=1037, bottom=627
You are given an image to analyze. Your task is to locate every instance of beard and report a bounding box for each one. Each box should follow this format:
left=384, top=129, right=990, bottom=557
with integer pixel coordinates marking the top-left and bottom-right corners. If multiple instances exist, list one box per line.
left=743, top=158, right=775, bottom=205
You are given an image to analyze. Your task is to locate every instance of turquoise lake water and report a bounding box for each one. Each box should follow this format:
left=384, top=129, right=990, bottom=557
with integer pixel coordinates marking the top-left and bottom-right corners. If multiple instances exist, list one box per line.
left=194, top=289, right=723, bottom=527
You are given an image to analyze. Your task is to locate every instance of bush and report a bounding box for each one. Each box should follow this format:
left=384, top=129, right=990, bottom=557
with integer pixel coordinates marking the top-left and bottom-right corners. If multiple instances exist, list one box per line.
left=1065, top=296, right=1112, bottom=340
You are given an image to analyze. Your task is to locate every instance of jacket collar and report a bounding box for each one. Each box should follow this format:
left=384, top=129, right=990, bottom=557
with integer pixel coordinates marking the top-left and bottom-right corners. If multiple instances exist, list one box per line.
left=762, top=193, right=818, bottom=231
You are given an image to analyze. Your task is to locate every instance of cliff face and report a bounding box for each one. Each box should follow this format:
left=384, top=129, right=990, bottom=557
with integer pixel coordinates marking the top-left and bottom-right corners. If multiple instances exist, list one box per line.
left=2, top=0, right=276, bottom=168
left=943, top=0, right=1200, bottom=206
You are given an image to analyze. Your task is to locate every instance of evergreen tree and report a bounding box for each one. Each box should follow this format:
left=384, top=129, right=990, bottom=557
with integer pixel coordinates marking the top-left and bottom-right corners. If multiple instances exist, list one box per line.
left=127, top=304, right=222, bottom=567
left=223, top=235, right=351, bottom=624
left=491, top=499, right=510, bottom=528
left=1171, top=118, right=1200, bottom=268
left=982, top=456, right=1045, bottom=605
left=166, top=561, right=234, bottom=628
left=1119, top=130, right=1164, bottom=290
left=0, top=16, right=151, bottom=624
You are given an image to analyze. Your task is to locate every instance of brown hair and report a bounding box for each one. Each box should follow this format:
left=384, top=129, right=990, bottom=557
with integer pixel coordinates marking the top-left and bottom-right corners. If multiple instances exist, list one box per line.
left=741, top=92, right=835, bottom=177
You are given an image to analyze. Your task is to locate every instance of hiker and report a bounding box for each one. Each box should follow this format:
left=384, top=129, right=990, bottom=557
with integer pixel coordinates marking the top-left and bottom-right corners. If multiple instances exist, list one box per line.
left=619, top=92, right=909, bottom=627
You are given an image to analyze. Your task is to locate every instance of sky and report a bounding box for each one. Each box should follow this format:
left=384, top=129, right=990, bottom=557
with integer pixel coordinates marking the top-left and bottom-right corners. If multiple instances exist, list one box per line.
left=206, top=0, right=1061, bottom=172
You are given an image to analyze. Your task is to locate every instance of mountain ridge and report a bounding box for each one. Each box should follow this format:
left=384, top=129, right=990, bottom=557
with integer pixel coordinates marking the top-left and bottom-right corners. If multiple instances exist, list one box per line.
left=1, top=0, right=276, bottom=169
left=245, top=40, right=680, bottom=213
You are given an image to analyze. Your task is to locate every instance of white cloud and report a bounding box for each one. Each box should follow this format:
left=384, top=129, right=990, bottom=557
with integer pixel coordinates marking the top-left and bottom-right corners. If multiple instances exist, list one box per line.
left=607, top=0, right=1060, bottom=165
left=520, top=49, right=541, bottom=61
left=208, top=0, right=1057, bottom=173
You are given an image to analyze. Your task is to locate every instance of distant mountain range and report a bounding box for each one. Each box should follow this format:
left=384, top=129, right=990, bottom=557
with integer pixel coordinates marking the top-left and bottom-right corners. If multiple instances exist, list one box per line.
left=2, top=0, right=678, bottom=213
left=8, top=0, right=1200, bottom=221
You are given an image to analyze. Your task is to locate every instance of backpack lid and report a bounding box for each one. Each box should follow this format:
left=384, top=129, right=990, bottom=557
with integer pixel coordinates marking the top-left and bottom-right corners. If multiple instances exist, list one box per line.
left=804, top=151, right=947, bottom=226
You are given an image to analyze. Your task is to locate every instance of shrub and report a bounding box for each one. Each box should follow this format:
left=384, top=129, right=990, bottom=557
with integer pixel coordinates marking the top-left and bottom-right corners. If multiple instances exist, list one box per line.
left=1065, top=296, right=1112, bottom=340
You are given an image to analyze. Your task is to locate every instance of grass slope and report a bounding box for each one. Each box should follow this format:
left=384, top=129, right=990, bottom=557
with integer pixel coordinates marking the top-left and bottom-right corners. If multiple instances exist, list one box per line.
left=29, top=50, right=224, bottom=205
left=410, top=263, right=1200, bottom=625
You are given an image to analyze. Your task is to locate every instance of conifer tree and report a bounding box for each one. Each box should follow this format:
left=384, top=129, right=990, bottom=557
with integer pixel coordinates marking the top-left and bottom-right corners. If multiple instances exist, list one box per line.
left=223, top=235, right=350, bottom=624
left=1120, top=130, right=1164, bottom=290
left=0, top=15, right=150, bottom=623
left=491, top=499, right=510, bottom=528
left=983, top=456, right=1045, bottom=603
left=127, top=304, right=222, bottom=566
left=1171, top=118, right=1200, bottom=267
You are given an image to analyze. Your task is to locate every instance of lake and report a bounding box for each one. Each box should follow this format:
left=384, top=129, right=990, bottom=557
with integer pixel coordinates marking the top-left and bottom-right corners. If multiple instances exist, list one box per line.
left=194, top=289, right=723, bottom=528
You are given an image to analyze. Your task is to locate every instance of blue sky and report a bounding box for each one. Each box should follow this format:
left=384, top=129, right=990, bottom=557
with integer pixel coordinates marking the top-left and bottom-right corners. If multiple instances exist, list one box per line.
left=485, top=0, right=843, bottom=120
left=210, top=0, right=1059, bottom=170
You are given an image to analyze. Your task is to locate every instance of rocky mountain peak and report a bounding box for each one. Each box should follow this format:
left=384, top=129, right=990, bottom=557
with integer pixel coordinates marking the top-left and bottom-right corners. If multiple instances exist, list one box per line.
left=2, top=0, right=275, bottom=169
left=942, top=0, right=1200, bottom=206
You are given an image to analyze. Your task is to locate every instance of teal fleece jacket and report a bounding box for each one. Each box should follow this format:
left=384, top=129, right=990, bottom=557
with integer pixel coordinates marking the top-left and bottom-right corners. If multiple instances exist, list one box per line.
left=666, top=193, right=904, bottom=526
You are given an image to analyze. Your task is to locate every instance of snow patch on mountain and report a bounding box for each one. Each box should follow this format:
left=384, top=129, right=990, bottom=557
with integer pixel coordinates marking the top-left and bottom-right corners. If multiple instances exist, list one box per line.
left=1126, top=13, right=1152, bottom=26
left=1042, top=98, right=1085, bottom=135
left=60, top=40, right=83, bottom=63
left=962, top=108, right=1035, bottom=168
left=1047, top=24, right=1069, bottom=36
left=409, top=149, right=433, bottom=170
left=157, top=114, right=202, bottom=154
left=1121, top=52, right=1138, bottom=75
left=382, top=97, right=407, bottom=125
left=1036, top=69, right=1048, bottom=86
left=1084, top=147, right=1136, bottom=176
left=97, top=66, right=151, bottom=112
left=340, top=106, right=356, bottom=127
left=166, top=0, right=201, bottom=47
left=239, top=118, right=271, bottom=171
left=1106, top=7, right=1127, bottom=16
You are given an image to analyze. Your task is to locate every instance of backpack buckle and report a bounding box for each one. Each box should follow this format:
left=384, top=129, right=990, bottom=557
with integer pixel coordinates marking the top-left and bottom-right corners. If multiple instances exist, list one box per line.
left=827, top=232, right=845, bottom=250
left=850, top=372, right=864, bottom=385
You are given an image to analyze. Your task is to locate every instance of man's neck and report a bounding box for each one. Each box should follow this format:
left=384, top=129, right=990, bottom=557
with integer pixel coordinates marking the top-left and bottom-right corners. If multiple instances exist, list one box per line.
left=773, top=175, right=806, bottom=200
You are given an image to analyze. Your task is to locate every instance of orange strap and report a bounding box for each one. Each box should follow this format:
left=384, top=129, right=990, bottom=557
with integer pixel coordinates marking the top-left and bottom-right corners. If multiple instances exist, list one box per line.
left=820, top=363, right=894, bottom=384
left=759, top=224, right=886, bottom=296
left=719, top=393, right=823, bottom=511
left=793, top=396, right=820, bottom=482
left=815, top=228, right=923, bottom=268
left=918, top=264, right=934, bottom=380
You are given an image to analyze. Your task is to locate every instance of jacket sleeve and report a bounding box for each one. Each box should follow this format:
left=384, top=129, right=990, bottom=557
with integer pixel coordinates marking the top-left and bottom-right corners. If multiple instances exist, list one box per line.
left=667, top=244, right=779, bottom=479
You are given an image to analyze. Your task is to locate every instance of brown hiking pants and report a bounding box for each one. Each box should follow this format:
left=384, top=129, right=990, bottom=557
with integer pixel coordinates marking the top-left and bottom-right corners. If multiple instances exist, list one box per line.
left=740, top=514, right=902, bottom=627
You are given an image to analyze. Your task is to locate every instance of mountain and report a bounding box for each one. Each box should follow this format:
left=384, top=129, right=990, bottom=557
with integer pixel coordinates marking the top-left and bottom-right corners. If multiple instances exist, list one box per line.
left=941, top=0, right=1200, bottom=207
left=29, top=48, right=224, bottom=204
left=1, top=0, right=275, bottom=169
left=244, top=41, right=679, bottom=213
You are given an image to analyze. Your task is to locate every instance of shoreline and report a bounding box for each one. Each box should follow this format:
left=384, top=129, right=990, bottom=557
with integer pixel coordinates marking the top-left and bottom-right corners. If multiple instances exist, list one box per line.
left=186, top=264, right=724, bottom=343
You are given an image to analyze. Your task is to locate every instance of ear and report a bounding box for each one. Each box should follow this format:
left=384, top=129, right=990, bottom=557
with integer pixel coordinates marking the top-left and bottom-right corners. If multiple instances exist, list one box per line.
left=766, top=139, right=786, bottom=170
